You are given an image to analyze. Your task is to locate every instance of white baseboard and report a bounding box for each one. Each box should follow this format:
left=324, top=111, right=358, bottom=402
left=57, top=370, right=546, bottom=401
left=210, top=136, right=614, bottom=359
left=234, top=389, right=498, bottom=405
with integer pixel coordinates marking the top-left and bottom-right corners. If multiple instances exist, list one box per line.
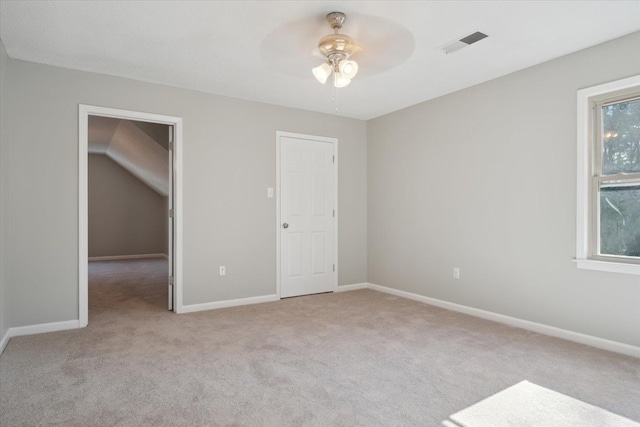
left=335, top=283, right=369, bottom=292
left=181, top=283, right=373, bottom=314
left=180, top=294, right=279, bottom=314
left=180, top=282, right=372, bottom=314
left=1, top=284, right=365, bottom=347
left=0, top=329, right=10, bottom=356
left=9, top=319, right=81, bottom=338
left=0, top=319, right=82, bottom=356
left=3, top=283, right=636, bottom=359
left=89, top=253, right=167, bottom=262
left=366, top=282, right=640, bottom=359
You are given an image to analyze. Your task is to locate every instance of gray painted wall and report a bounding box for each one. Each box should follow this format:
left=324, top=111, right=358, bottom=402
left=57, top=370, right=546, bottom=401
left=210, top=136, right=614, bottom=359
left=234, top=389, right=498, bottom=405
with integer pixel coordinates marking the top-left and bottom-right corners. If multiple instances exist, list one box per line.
left=368, top=32, right=640, bottom=347
left=4, top=28, right=635, bottom=348
left=0, top=40, right=8, bottom=339
left=88, top=154, right=168, bottom=257
left=3, top=57, right=367, bottom=326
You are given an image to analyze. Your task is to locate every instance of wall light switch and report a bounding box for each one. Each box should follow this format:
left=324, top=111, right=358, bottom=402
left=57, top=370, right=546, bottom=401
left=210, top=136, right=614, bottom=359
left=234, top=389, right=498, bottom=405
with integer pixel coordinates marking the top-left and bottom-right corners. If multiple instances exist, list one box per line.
left=453, top=268, right=460, bottom=279
left=267, top=187, right=274, bottom=198
left=219, top=266, right=226, bottom=276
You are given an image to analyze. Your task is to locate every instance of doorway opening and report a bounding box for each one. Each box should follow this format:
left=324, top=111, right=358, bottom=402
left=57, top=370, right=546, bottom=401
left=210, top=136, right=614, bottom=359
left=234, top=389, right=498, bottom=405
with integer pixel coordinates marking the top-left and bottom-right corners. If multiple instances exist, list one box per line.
left=79, top=105, right=183, bottom=327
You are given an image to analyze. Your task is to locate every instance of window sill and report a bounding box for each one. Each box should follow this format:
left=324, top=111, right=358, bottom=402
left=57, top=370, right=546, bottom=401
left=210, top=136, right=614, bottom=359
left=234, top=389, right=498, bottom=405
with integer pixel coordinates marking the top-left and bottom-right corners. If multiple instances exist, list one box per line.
left=574, top=259, right=640, bottom=275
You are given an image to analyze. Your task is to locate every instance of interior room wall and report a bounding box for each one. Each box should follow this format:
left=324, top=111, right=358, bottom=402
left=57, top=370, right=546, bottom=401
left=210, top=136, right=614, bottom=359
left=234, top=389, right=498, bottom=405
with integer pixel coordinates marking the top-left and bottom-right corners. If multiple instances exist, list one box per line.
left=0, top=40, right=9, bottom=340
left=88, top=154, right=168, bottom=258
left=133, top=120, right=170, bottom=149
left=3, top=57, right=367, bottom=327
left=367, top=31, right=640, bottom=347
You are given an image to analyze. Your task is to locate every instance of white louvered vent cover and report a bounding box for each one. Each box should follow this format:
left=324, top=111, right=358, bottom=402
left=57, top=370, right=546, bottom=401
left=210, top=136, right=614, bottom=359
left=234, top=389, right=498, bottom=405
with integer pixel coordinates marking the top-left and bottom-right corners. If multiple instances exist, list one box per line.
left=441, top=31, right=488, bottom=54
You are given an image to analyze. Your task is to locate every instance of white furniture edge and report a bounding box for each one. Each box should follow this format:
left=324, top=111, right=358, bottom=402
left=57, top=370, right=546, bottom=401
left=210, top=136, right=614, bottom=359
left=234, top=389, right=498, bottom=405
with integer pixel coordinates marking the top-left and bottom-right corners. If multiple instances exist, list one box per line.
left=89, top=253, right=167, bottom=262
left=181, top=294, right=279, bottom=313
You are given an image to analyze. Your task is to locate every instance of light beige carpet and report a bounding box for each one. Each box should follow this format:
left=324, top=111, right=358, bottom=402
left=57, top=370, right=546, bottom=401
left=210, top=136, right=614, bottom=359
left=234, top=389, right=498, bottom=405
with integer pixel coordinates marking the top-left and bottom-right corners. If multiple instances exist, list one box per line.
left=1, top=258, right=639, bottom=426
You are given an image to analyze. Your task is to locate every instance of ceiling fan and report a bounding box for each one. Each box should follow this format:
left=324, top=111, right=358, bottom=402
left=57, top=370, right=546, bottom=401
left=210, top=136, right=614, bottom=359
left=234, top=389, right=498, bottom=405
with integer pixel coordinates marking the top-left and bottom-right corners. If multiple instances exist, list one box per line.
left=259, top=11, right=413, bottom=86
left=311, top=12, right=361, bottom=88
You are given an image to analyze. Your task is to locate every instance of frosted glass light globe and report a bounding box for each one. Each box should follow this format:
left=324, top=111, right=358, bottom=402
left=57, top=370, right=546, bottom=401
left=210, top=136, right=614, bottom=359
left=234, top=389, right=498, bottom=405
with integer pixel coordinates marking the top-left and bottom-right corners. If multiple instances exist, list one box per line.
left=312, top=63, right=332, bottom=84
left=339, top=60, right=358, bottom=79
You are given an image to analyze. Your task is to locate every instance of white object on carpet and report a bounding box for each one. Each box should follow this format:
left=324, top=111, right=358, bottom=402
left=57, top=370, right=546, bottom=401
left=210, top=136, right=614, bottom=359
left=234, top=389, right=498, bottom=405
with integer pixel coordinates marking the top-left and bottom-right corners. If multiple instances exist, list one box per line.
left=446, top=380, right=639, bottom=427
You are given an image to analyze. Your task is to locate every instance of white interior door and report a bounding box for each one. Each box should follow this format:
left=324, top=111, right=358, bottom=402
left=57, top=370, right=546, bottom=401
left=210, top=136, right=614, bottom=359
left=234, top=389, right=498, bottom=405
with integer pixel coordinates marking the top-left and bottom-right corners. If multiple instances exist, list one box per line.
left=280, top=135, right=336, bottom=298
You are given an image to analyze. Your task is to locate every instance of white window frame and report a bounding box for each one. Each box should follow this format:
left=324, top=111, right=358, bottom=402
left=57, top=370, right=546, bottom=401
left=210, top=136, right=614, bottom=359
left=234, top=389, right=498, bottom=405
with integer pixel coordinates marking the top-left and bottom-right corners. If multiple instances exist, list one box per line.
left=576, top=74, right=640, bottom=275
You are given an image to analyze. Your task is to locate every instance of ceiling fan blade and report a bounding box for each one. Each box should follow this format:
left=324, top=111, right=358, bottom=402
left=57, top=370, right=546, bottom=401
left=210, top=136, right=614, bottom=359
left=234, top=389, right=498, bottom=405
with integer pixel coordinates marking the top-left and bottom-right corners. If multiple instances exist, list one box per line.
left=260, top=13, right=414, bottom=79
left=311, top=48, right=325, bottom=59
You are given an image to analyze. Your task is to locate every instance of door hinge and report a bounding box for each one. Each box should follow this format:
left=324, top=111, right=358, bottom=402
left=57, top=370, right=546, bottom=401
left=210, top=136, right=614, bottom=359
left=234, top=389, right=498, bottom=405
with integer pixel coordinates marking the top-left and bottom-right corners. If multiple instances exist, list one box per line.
left=333, top=209, right=335, bottom=217
left=169, top=140, right=173, bottom=150
left=169, top=208, right=174, bottom=218
left=333, top=155, right=335, bottom=163
left=333, top=264, right=335, bottom=272
left=169, top=126, right=174, bottom=144
left=169, top=276, right=174, bottom=285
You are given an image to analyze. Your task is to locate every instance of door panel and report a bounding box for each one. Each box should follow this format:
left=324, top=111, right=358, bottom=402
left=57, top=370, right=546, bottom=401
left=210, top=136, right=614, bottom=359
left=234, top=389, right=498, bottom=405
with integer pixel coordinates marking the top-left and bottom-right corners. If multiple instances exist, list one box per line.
left=280, top=136, right=335, bottom=298
left=311, top=232, right=327, bottom=275
left=289, top=232, right=303, bottom=277
left=289, top=172, right=303, bottom=215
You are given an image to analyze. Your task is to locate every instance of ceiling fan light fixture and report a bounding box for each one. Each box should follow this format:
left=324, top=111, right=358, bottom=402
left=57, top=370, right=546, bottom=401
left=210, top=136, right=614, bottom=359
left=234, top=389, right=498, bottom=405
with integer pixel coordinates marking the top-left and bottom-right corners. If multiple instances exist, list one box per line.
left=312, top=12, right=360, bottom=89
left=339, top=60, right=358, bottom=79
left=312, top=63, right=332, bottom=84
left=334, top=72, right=351, bottom=88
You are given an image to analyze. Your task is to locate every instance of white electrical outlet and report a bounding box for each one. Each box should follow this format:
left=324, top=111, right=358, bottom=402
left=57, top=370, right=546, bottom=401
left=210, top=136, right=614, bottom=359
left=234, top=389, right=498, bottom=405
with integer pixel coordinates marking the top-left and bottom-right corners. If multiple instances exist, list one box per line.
left=219, top=266, right=226, bottom=276
left=453, top=268, right=460, bottom=279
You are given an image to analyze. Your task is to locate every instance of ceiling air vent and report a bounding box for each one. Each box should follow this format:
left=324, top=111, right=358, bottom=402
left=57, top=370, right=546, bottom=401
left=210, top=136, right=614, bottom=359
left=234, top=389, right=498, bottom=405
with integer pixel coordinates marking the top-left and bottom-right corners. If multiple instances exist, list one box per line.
left=440, top=31, right=488, bottom=54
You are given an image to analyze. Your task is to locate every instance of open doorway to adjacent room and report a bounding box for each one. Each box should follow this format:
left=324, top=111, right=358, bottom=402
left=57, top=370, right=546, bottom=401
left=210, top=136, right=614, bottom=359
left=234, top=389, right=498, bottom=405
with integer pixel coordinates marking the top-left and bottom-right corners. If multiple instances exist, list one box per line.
left=79, top=106, right=183, bottom=326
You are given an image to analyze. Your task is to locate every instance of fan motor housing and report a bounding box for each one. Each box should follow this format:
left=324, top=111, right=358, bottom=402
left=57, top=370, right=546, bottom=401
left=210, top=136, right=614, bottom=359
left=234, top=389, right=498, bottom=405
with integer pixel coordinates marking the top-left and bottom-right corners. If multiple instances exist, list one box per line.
left=318, top=33, right=357, bottom=61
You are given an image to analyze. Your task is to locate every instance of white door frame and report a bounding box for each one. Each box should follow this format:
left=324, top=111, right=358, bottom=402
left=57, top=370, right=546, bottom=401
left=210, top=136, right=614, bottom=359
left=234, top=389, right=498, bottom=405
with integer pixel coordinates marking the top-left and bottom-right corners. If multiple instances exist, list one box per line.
left=78, top=104, right=184, bottom=326
left=275, top=131, right=338, bottom=298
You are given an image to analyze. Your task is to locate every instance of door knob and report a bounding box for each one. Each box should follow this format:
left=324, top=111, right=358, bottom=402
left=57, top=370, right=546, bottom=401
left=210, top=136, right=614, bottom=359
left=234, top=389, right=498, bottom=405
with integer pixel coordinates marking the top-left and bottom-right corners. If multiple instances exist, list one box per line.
left=282, top=223, right=289, bottom=229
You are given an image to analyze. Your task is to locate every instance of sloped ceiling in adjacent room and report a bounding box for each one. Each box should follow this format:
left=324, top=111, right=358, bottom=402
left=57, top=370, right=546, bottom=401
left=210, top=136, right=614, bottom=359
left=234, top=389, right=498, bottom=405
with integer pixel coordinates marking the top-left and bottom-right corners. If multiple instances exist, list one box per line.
left=88, top=117, right=169, bottom=196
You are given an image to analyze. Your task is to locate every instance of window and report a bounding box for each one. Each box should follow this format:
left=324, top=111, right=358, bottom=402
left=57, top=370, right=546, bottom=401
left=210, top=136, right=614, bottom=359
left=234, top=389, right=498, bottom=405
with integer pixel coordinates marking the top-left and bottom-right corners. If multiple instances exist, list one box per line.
left=576, top=75, right=640, bottom=275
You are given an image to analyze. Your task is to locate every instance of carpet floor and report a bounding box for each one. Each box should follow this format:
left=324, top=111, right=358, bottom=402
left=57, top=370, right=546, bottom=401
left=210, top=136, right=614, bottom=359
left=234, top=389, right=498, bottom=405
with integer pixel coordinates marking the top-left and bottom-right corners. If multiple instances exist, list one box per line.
left=1, top=258, right=639, bottom=426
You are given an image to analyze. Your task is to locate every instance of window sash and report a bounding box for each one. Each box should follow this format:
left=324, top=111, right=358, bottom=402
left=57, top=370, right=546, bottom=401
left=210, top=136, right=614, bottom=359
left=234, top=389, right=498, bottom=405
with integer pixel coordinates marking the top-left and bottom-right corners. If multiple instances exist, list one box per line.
left=590, top=92, right=640, bottom=263
left=593, top=92, right=640, bottom=177
left=590, top=174, right=640, bottom=263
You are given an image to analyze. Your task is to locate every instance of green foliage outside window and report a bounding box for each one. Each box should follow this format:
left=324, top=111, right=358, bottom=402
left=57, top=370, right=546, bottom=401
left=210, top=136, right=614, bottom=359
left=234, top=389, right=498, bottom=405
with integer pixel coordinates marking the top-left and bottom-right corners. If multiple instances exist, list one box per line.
left=600, top=98, right=640, bottom=257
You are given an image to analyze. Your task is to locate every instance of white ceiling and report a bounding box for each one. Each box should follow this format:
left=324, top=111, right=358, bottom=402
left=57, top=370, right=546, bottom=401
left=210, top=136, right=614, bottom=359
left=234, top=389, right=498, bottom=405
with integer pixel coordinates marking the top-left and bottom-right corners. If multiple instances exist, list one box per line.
left=1, top=1, right=639, bottom=120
